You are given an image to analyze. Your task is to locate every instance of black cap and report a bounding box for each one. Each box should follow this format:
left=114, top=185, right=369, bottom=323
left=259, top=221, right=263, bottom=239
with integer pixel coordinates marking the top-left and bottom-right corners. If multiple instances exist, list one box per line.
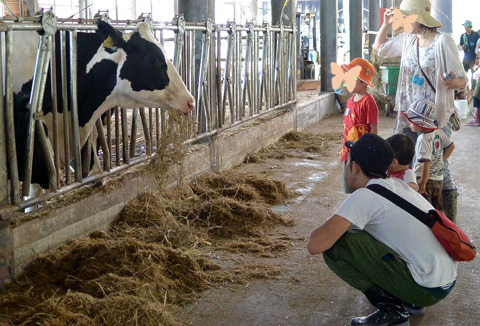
left=345, top=134, right=395, bottom=178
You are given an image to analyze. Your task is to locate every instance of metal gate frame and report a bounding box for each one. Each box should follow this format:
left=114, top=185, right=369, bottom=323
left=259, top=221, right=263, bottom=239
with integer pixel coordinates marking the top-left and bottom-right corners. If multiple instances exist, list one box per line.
left=0, top=12, right=297, bottom=214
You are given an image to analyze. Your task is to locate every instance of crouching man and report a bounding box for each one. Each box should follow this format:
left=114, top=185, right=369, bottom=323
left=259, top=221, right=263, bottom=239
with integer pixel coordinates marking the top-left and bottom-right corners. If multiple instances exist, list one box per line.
left=307, top=134, right=457, bottom=326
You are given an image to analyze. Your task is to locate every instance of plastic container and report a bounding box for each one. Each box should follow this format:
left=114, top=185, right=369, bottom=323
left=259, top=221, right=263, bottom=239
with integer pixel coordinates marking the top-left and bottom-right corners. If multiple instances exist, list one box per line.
left=455, top=99, right=468, bottom=119
left=335, top=86, right=351, bottom=111
left=379, top=65, right=400, bottom=95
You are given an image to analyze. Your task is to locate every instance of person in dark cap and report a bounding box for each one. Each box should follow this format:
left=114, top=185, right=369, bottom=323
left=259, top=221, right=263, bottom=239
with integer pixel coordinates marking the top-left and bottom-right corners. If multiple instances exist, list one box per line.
left=307, top=133, right=458, bottom=326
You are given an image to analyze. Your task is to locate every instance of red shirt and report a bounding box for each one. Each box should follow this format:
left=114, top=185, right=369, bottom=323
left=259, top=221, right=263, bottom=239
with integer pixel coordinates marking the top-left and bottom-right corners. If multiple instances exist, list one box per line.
left=387, top=168, right=408, bottom=180
left=341, top=94, right=379, bottom=162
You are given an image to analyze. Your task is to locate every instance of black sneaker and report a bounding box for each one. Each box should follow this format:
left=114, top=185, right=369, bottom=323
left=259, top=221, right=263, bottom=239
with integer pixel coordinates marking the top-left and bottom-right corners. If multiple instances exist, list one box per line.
left=351, top=309, right=410, bottom=326
left=404, top=303, right=425, bottom=316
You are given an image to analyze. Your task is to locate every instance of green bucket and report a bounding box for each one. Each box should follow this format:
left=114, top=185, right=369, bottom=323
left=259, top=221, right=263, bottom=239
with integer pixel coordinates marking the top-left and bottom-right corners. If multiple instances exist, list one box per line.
left=379, top=65, right=400, bottom=96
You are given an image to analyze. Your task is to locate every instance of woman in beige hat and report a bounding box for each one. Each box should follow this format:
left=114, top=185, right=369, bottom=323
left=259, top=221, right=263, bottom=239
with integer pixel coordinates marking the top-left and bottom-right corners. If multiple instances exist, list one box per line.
left=372, top=0, right=466, bottom=223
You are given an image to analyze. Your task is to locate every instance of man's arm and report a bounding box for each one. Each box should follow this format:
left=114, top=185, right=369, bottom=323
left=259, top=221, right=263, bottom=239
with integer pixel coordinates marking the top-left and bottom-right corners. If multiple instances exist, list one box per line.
left=307, top=215, right=352, bottom=255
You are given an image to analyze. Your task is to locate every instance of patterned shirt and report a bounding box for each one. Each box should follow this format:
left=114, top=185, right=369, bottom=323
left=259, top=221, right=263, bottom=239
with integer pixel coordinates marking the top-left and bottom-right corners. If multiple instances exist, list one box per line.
left=396, top=34, right=439, bottom=132
left=341, top=93, right=379, bottom=162
left=414, top=129, right=453, bottom=181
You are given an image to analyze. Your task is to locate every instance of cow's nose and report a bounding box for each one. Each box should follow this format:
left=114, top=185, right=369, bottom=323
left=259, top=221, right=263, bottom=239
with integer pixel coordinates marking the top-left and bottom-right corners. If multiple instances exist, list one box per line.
left=187, top=99, right=196, bottom=112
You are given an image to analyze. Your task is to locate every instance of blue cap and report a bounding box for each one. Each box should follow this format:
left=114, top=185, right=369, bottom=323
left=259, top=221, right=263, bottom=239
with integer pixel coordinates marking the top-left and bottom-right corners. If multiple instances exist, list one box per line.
left=463, top=20, right=473, bottom=27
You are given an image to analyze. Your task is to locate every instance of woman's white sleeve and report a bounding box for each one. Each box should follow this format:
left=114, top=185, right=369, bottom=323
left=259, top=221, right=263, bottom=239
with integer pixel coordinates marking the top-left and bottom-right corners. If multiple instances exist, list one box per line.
left=443, top=35, right=467, bottom=80
left=377, top=34, right=404, bottom=58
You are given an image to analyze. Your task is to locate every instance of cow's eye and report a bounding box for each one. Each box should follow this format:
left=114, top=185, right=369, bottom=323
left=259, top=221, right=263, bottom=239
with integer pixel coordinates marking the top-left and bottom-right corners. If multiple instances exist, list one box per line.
left=152, top=57, right=161, bottom=64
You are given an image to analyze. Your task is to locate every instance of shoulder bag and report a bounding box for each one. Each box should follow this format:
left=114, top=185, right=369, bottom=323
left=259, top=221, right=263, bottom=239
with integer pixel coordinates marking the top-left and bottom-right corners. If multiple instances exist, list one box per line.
left=367, top=183, right=476, bottom=262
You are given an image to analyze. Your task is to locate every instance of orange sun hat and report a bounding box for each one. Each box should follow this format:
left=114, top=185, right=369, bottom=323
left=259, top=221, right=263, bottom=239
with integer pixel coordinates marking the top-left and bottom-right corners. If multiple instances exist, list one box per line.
left=341, top=58, right=375, bottom=88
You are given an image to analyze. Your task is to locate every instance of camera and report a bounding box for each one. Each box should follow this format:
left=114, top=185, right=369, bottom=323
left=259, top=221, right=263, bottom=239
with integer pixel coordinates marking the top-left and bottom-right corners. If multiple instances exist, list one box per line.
left=443, top=72, right=454, bottom=80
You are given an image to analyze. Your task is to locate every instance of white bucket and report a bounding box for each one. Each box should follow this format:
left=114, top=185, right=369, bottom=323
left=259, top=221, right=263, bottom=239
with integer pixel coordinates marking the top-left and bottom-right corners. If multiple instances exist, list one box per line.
left=455, top=99, right=468, bottom=119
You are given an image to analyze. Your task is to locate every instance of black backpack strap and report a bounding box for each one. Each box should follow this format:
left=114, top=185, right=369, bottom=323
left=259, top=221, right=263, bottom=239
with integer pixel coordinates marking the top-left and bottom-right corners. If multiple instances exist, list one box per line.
left=367, top=184, right=435, bottom=228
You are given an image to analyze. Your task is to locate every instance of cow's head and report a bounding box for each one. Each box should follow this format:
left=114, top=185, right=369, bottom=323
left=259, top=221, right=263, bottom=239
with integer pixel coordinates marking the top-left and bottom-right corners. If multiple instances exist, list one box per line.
left=91, top=20, right=195, bottom=114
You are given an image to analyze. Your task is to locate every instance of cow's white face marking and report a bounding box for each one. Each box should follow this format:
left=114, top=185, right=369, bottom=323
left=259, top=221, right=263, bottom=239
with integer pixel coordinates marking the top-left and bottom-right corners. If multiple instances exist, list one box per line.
left=86, top=22, right=195, bottom=114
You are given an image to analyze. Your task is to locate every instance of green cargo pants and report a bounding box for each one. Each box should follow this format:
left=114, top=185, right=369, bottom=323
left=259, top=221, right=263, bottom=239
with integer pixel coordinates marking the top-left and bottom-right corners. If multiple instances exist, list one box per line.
left=323, top=230, right=444, bottom=307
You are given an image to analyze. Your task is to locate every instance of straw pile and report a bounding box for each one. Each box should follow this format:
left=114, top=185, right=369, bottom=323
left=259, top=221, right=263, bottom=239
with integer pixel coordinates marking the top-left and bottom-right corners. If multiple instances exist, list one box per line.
left=369, top=50, right=401, bottom=112
left=0, top=169, right=296, bottom=325
left=245, top=131, right=342, bottom=162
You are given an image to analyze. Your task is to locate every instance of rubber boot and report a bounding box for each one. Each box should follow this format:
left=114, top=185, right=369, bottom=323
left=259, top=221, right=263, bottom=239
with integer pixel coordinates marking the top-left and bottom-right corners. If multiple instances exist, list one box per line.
left=351, top=288, right=409, bottom=326
left=442, top=189, right=458, bottom=223
left=466, top=108, right=480, bottom=126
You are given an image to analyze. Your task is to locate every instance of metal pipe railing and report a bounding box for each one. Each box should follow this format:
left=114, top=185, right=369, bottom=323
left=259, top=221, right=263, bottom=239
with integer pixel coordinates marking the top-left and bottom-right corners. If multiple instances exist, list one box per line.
left=0, top=15, right=297, bottom=213
left=4, top=29, right=20, bottom=205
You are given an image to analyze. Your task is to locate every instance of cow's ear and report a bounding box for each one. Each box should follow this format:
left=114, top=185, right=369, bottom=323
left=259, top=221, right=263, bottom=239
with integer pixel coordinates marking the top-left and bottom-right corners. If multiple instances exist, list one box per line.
left=97, top=20, right=125, bottom=50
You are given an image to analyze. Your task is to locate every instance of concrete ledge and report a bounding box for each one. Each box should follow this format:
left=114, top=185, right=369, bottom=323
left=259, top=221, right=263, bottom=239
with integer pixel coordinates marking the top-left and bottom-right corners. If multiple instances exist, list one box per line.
left=7, top=93, right=336, bottom=280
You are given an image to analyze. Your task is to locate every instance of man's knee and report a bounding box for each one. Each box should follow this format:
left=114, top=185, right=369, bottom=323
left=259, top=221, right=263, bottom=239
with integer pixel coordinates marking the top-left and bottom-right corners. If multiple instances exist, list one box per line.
left=323, top=230, right=389, bottom=262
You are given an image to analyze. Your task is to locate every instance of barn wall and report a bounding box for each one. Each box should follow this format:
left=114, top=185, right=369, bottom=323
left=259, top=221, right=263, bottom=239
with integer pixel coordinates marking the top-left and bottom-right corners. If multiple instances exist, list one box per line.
left=8, top=93, right=335, bottom=279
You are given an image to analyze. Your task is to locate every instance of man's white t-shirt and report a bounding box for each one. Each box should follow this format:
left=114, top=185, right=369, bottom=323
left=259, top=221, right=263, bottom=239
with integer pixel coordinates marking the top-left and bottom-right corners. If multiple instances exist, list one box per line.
left=334, top=178, right=457, bottom=288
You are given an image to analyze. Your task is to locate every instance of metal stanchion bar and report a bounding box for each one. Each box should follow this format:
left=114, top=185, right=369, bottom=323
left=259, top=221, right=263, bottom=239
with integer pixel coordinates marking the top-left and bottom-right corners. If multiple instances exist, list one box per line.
left=50, top=35, right=60, bottom=188
left=81, top=136, right=92, bottom=177
left=114, top=107, right=120, bottom=166
left=121, top=107, right=129, bottom=164
left=106, top=112, right=112, bottom=162
left=4, top=30, right=20, bottom=204
left=68, top=30, right=82, bottom=183
left=95, top=119, right=110, bottom=171
left=214, top=30, right=222, bottom=128
left=0, top=32, right=7, bottom=206
left=129, top=108, right=138, bottom=158
left=139, top=108, right=152, bottom=155
left=148, top=107, right=153, bottom=154
left=22, top=34, right=51, bottom=197
left=60, top=31, right=71, bottom=185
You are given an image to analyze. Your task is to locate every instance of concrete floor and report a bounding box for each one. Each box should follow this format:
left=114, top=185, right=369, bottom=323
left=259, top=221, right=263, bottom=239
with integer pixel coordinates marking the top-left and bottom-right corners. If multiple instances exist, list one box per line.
left=177, top=113, right=480, bottom=326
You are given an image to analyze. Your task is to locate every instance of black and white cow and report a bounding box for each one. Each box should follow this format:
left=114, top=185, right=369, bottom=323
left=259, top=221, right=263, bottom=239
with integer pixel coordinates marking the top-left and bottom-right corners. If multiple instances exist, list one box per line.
left=13, top=20, right=195, bottom=190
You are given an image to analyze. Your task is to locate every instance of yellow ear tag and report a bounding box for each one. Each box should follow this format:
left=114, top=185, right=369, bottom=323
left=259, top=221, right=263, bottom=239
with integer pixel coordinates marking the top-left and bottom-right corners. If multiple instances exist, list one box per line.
left=103, top=36, right=114, bottom=49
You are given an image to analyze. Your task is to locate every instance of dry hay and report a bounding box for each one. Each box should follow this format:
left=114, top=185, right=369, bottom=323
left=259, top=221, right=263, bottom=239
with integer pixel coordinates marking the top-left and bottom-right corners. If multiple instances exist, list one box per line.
left=194, top=197, right=293, bottom=238
left=0, top=169, right=297, bottom=325
left=370, top=50, right=400, bottom=111
left=0, top=235, right=220, bottom=325
left=247, top=131, right=342, bottom=161
left=191, top=170, right=296, bottom=205
left=219, top=238, right=291, bottom=258
left=117, top=192, right=209, bottom=249
left=232, top=264, right=283, bottom=280
left=147, top=110, right=195, bottom=186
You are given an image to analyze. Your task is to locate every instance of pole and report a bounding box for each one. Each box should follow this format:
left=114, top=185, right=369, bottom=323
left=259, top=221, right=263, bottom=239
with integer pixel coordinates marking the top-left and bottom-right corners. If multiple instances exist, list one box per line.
left=320, top=0, right=338, bottom=92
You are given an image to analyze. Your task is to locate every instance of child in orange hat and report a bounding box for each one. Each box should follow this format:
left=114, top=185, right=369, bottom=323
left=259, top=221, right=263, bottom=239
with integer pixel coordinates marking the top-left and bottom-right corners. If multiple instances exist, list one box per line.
left=340, top=58, right=379, bottom=193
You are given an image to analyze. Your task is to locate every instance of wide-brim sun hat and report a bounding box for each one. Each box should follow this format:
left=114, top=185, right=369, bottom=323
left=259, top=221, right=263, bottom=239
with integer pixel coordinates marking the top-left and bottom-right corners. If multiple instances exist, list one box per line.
left=399, top=0, right=442, bottom=29
left=402, top=112, right=438, bottom=130
left=402, top=98, right=438, bottom=130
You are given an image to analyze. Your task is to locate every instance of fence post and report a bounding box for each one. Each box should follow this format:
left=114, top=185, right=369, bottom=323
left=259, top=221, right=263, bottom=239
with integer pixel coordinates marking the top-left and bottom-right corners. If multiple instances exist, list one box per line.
left=0, top=32, right=7, bottom=207
left=0, top=219, right=13, bottom=289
